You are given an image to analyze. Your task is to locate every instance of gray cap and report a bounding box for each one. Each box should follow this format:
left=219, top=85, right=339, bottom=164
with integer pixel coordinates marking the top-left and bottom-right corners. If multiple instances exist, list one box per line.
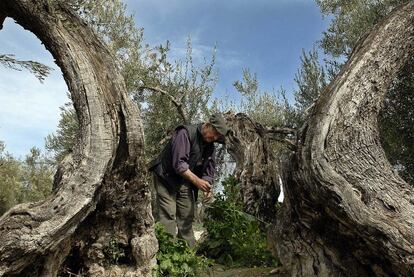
left=209, top=113, right=230, bottom=137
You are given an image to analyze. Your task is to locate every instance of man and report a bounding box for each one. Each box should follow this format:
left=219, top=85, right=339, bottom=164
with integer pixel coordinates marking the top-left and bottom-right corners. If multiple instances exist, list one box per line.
left=149, top=113, right=229, bottom=247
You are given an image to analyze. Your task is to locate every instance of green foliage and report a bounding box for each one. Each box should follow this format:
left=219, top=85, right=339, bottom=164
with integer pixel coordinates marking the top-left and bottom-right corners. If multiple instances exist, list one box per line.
left=69, top=0, right=149, bottom=96
left=20, top=147, right=53, bottom=202
left=153, top=223, right=211, bottom=277
left=316, top=0, right=408, bottom=59
left=232, top=68, right=296, bottom=128
left=0, top=54, right=53, bottom=82
left=379, top=59, right=414, bottom=184
left=0, top=142, right=23, bottom=215
left=45, top=100, right=79, bottom=164
left=0, top=142, right=53, bottom=215
left=294, top=48, right=328, bottom=119
left=103, top=237, right=126, bottom=265
left=198, top=176, right=277, bottom=267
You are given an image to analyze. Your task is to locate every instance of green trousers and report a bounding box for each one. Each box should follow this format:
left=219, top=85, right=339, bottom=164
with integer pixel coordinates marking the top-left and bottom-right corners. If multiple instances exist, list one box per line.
left=153, top=175, right=196, bottom=247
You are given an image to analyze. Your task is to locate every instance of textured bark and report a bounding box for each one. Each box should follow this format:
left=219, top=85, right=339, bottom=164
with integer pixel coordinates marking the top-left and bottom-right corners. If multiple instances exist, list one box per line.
left=221, top=2, right=414, bottom=277
left=270, top=2, right=414, bottom=276
left=0, top=1, right=157, bottom=276
left=225, top=113, right=281, bottom=224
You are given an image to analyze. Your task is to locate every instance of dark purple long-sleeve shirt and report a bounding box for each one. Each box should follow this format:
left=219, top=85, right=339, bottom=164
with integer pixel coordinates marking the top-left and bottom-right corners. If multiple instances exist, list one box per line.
left=170, top=128, right=216, bottom=183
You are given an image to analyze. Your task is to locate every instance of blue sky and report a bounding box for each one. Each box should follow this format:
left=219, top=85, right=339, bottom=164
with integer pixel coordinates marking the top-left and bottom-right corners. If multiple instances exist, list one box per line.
left=0, top=0, right=329, bottom=158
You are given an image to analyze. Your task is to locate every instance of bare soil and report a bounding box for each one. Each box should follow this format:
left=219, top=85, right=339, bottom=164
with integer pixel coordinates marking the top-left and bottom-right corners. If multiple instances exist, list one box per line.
left=198, top=265, right=287, bottom=277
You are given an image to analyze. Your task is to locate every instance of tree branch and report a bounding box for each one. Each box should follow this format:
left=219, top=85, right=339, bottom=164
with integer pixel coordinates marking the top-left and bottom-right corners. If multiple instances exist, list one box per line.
left=264, top=126, right=296, bottom=135
left=0, top=54, right=53, bottom=82
left=264, top=125, right=297, bottom=150
left=268, top=137, right=297, bottom=150
left=140, top=85, right=189, bottom=124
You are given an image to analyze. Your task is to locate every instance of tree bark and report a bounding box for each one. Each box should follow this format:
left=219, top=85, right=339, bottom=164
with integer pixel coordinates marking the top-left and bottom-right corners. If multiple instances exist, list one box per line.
left=0, top=1, right=157, bottom=276
left=269, top=2, right=414, bottom=276
left=223, top=2, right=414, bottom=277
left=225, top=113, right=281, bottom=225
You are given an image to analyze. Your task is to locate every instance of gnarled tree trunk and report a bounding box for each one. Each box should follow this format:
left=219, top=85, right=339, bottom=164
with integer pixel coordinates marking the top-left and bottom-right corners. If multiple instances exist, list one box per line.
left=225, top=113, right=282, bottom=224
left=0, top=1, right=157, bottom=276
left=274, top=2, right=414, bottom=276
left=227, top=2, right=414, bottom=276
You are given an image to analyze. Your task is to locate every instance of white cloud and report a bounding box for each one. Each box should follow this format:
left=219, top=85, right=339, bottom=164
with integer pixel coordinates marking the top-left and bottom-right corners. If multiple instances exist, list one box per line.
left=216, top=49, right=244, bottom=69
left=0, top=67, right=69, bottom=157
left=0, top=18, right=69, bottom=157
left=168, top=34, right=243, bottom=71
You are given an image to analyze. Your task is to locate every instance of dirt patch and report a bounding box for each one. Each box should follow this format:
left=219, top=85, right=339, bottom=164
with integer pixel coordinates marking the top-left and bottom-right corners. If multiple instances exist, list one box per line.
left=198, top=265, right=287, bottom=277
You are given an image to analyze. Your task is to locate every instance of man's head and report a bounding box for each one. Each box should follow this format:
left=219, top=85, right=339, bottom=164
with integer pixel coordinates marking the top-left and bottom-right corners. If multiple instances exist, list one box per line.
left=201, top=113, right=230, bottom=143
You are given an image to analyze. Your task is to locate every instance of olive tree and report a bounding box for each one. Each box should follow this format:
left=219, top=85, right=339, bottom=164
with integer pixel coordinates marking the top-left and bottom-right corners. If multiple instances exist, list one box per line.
left=0, top=1, right=156, bottom=276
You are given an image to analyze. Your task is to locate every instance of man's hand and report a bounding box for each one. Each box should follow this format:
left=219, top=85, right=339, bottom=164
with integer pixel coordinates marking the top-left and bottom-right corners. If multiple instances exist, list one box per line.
left=180, top=169, right=211, bottom=192
left=195, top=179, right=212, bottom=192
left=203, top=190, right=213, bottom=203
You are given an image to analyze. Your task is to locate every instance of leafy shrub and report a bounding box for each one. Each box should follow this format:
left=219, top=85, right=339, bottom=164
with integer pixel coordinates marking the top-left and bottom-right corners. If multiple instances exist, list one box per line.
left=153, top=223, right=211, bottom=276
left=198, top=176, right=277, bottom=267
left=103, top=236, right=126, bottom=265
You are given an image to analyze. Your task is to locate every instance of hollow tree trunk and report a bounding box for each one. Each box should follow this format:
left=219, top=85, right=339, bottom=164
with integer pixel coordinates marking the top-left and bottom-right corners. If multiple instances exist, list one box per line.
left=0, top=1, right=157, bottom=276
left=270, top=2, right=414, bottom=276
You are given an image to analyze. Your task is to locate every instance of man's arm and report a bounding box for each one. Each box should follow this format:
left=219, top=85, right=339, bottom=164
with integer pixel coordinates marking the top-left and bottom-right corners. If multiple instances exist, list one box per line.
left=181, top=169, right=211, bottom=192
left=201, top=147, right=216, bottom=184
left=171, top=129, right=211, bottom=192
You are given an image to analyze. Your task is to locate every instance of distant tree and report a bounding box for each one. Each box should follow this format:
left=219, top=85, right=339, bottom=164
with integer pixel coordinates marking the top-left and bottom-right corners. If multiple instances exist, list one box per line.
left=0, top=142, right=22, bottom=215
left=19, top=147, right=53, bottom=203
left=233, top=68, right=295, bottom=128
left=0, top=143, right=52, bottom=216
left=294, top=48, right=328, bottom=121
left=139, top=39, right=217, bottom=159
left=45, top=99, right=79, bottom=163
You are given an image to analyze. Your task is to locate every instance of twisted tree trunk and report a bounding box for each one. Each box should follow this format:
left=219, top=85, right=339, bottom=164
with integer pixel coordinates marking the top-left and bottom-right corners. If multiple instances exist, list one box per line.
left=227, top=2, right=414, bottom=276
left=272, top=2, right=414, bottom=276
left=0, top=1, right=156, bottom=276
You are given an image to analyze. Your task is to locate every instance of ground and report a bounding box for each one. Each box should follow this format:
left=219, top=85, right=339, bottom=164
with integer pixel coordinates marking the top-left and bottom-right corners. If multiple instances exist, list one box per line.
left=199, top=264, right=286, bottom=277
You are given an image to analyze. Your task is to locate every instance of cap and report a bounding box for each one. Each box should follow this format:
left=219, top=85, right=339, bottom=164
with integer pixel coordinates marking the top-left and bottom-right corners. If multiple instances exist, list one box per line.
left=209, top=113, right=230, bottom=138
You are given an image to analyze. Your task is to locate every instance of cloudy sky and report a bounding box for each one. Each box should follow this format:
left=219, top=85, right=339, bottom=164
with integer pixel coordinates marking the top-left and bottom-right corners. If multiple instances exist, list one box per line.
left=0, top=0, right=329, bottom=158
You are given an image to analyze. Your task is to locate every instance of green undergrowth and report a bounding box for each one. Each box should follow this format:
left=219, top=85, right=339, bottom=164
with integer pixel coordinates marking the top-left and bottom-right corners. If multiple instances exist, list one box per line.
left=153, top=223, right=211, bottom=277
left=197, top=176, right=278, bottom=268
left=153, top=176, right=278, bottom=276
